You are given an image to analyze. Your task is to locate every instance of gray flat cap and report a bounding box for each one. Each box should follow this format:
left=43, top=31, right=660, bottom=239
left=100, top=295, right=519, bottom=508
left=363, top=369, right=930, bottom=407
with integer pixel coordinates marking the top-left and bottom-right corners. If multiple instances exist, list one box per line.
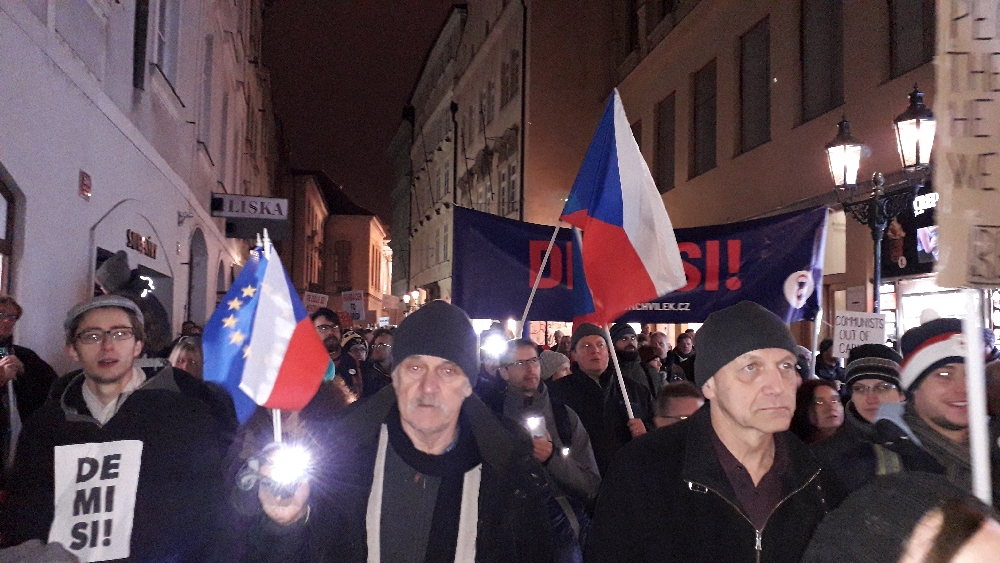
left=64, top=295, right=144, bottom=332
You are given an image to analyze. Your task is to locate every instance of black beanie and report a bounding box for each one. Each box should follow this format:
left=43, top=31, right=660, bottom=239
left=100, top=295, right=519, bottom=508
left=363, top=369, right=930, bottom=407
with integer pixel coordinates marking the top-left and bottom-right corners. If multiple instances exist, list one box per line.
left=393, top=300, right=479, bottom=386
left=845, top=344, right=902, bottom=389
left=693, top=301, right=798, bottom=387
left=609, top=322, right=636, bottom=343
left=571, top=323, right=608, bottom=351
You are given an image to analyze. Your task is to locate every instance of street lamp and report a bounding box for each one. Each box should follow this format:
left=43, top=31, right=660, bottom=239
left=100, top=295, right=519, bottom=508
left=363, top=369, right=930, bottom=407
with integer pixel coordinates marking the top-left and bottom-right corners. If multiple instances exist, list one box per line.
left=826, top=85, right=934, bottom=314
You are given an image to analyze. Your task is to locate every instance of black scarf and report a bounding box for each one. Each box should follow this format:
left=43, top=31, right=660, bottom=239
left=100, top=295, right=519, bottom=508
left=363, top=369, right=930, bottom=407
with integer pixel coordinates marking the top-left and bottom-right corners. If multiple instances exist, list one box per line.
left=386, top=406, right=482, bottom=563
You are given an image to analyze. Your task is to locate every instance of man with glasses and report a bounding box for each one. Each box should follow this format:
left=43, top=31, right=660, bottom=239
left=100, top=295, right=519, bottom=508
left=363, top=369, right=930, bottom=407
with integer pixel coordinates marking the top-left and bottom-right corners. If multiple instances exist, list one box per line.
left=310, top=307, right=342, bottom=362
left=361, top=328, right=393, bottom=398
left=0, top=295, right=236, bottom=560
left=484, top=339, right=600, bottom=506
left=0, top=296, right=58, bottom=471
left=652, top=381, right=704, bottom=429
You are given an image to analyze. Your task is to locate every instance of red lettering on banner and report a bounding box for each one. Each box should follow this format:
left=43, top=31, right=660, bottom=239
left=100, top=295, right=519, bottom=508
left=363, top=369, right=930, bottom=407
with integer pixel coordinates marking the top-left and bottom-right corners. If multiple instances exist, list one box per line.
left=679, top=242, right=702, bottom=291
left=679, top=239, right=743, bottom=292
left=726, top=239, right=742, bottom=290
left=529, top=241, right=563, bottom=289
left=704, top=240, right=720, bottom=290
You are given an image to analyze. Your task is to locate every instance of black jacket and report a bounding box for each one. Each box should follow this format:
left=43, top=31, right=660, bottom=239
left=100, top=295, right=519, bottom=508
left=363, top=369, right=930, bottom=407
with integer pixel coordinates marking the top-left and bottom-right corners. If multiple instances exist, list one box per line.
left=239, top=387, right=554, bottom=563
left=6, top=344, right=58, bottom=421
left=585, top=406, right=828, bottom=563
left=548, top=365, right=653, bottom=476
left=0, top=366, right=237, bottom=562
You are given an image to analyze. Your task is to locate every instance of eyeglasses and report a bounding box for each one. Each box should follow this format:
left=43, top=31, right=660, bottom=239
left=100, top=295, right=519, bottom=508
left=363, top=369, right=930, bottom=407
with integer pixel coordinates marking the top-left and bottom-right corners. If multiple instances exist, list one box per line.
left=372, top=343, right=392, bottom=349
left=813, top=397, right=843, bottom=407
left=506, top=357, right=540, bottom=368
left=315, top=324, right=339, bottom=333
left=75, top=328, right=135, bottom=345
left=851, top=382, right=899, bottom=396
left=0, top=313, right=19, bottom=322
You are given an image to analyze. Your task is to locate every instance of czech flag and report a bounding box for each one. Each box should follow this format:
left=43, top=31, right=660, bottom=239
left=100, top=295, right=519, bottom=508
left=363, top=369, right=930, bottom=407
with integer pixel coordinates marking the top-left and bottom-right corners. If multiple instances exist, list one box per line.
left=203, top=245, right=333, bottom=423
left=561, top=89, right=686, bottom=325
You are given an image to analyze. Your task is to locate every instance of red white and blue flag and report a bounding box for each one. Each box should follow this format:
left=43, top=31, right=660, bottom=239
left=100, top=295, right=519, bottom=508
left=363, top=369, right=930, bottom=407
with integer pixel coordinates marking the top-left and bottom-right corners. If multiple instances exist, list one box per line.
left=561, top=89, right=686, bottom=325
left=203, top=245, right=332, bottom=423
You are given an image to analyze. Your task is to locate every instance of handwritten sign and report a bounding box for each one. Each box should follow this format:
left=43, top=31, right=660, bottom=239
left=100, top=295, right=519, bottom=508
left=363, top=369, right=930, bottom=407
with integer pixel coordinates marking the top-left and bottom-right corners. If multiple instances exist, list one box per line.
left=302, top=292, right=329, bottom=314
left=49, top=441, right=143, bottom=562
left=934, top=1, right=1000, bottom=287
left=342, top=290, right=364, bottom=321
left=833, top=311, right=886, bottom=358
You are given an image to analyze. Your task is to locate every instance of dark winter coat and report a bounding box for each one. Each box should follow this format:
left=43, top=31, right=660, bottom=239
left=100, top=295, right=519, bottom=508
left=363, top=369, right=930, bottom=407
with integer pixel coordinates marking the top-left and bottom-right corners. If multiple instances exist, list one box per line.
left=0, top=366, right=237, bottom=562
left=548, top=365, right=653, bottom=476
left=239, top=386, right=555, bottom=563
left=585, top=406, right=828, bottom=563
left=5, top=343, right=58, bottom=421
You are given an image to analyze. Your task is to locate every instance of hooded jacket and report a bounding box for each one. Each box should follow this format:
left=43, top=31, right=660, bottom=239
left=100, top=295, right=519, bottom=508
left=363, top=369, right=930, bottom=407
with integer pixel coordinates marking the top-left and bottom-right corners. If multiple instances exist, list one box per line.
left=585, top=406, right=828, bottom=563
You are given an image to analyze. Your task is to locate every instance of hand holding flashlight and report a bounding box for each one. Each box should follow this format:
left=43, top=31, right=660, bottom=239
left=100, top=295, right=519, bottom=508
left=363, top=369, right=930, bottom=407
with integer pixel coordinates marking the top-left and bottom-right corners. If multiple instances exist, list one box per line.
left=251, top=443, right=313, bottom=526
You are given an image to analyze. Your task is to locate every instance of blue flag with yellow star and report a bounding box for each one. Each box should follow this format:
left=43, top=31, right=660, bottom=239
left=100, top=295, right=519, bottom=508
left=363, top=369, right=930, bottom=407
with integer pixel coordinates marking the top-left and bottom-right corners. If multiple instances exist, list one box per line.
left=203, top=246, right=333, bottom=423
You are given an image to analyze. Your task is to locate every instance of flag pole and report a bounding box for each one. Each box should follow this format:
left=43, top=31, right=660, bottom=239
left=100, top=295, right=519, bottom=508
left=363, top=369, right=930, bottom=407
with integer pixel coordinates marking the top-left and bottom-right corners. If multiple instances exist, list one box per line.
left=272, top=408, right=283, bottom=444
left=962, top=288, right=991, bottom=505
left=604, top=324, right=636, bottom=420
left=518, top=222, right=562, bottom=336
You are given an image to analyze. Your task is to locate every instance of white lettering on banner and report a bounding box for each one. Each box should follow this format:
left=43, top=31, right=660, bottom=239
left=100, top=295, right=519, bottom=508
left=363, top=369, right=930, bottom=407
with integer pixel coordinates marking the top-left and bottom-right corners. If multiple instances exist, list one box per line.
left=933, top=0, right=1000, bottom=286
left=49, top=441, right=143, bottom=562
left=832, top=312, right=886, bottom=359
left=627, top=302, right=691, bottom=312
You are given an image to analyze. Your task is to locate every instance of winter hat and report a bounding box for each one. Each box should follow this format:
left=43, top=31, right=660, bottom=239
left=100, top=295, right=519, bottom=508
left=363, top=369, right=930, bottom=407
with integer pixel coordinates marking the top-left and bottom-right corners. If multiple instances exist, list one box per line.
left=94, top=250, right=132, bottom=293
left=799, top=472, right=990, bottom=563
left=845, top=344, right=902, bottom=389
left=570, top=323, right=608, bottom=351
left=393, top=300, right=479, bottom=386
left=539, top=350, right=569, bottom=380
left=693, top=301, right=798, bottom=387
left=340, top=331, right=366, bottom=352
left=900, top=318, right=965, bottom=392
left=609, top=322, right=636, bottom=343
left=984, top=327, right=997, bottom=348
left=64, top=294, right=145, bottom=332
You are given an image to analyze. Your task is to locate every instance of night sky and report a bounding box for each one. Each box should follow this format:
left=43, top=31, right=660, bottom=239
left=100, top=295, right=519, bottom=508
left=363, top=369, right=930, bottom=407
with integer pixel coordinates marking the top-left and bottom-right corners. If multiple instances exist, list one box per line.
left=262, top=0, right=458, bottom=225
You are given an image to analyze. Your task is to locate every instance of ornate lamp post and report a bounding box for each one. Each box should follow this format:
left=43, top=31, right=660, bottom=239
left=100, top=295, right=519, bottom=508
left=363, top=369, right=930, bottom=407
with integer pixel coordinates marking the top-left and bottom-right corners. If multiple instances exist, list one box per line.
left=826, top=86, right=935, bottom=314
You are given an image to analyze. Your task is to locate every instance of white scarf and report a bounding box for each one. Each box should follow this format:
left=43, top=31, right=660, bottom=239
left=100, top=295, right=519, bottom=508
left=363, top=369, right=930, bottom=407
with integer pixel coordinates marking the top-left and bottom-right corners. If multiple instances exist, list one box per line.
left=366, top=424, right=482, bottom=563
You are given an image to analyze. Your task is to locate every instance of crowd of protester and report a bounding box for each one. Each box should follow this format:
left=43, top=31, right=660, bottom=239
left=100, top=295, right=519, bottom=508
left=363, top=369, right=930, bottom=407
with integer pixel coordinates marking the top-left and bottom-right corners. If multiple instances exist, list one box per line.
left=0, top=293, right=998, bottom=562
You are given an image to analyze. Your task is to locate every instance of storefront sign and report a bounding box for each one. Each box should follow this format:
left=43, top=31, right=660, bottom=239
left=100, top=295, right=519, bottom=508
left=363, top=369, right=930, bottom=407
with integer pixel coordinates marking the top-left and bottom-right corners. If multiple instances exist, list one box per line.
left=125, top=230, right=157, bottom=259
left=452, top=205, right=827, bottom=323
left=342, top=290, right=364, bottom=321
left=302, top=292, right=329, bottom=314
left=210, top=194, right=288, bottom=220
left=833, top=311, right=886, bottom=358
left=934, top=2, right=1000, bottom=287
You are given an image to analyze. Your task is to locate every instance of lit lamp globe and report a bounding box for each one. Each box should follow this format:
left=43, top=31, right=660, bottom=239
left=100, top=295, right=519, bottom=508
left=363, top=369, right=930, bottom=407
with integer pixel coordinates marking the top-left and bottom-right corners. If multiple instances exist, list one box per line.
left=893, top=85, right=935, bottom=170
left=825, top=116, right=864, bottom=188
left=402, top=294, right=411, bottom=304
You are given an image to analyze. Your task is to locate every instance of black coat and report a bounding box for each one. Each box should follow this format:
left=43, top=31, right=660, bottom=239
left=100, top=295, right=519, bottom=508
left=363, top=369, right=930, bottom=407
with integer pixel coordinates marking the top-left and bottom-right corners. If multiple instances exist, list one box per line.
left=0, top=367, right=237, bottom=562
left=7, top=344, right=58, bottom=421
left=548, top=365, right=653, bottom=476
left=240, top=387, right=555, bottom=563
left=585, top=406, right=828, bottom=563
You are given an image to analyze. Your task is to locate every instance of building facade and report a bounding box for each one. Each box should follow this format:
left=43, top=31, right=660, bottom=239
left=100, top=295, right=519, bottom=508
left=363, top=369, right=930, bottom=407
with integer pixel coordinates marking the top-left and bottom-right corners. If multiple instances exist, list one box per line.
left=615, top=0, right=954, bottom=341
left=276, top=173, right=328, bottom=293
left=399, top=0, right=616, bottom=303
left=0, top=0, right=277, bottom=370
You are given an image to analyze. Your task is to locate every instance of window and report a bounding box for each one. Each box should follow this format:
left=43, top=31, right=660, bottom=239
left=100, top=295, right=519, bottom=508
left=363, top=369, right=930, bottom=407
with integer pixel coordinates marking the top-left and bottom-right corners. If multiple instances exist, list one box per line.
left=486, top=81, right=496, bottom=124
left=647, top=0, right=679, bottom=33
left=507, top=162, right=518, bottom=216
left=332, top=240, right=352, bottom=291
left=443, top=224, right=449, bottom=261
left=656, top=92, right=676, bottom=193
left=501, top=61, right=510, bottom=107
left=508, top=50, right=520, bottom=106
left=155, top=0, right=181, bottom=86
left=198, top=35, right=214, bottom=148
left=443, top=163, right=450, bottom=197
left=690, top=60, right=717, bottom=178
left=435, top=228, right=441, bottom=265
left=132, top=0, right=150, bottom=89
left=624, top=0, right=640, bottom=55
left=631, top=120, right=642, bottom=151
left=740, top=18, right=770, bottom=153
left=889, top=0, right=934, bottom=78
left=499, top=169, right=508, bottom=215
left=219, top=93, right=229, bottom=186
left=801, top=0, right=844, bottom=122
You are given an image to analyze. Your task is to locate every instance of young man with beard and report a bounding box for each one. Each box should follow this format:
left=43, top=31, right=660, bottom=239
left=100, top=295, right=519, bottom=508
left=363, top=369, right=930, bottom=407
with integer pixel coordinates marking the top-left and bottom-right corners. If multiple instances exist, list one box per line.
left=310, top=308, right=342, bottom=363
left=586, top=301, right=828, bottom=563
left=0, top=295, right=236, bottom=561
left=247, top=301, right=554, bottom=563
left=609, top=323, right=659, bottom=399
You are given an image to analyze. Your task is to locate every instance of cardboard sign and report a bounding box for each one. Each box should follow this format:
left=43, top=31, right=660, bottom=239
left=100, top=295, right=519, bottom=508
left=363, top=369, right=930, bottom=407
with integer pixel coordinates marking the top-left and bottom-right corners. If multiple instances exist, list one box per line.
left=49, top=441, right=143, bottom=562
left=378, top=316, right=390, bottom=327
left=833, top=312, right=886, bottom=358
left=342, top=291, right=364, bottom=321
left=933, top=1, right=1000, bottom=287
left=302, top=292, right=329, bottom=314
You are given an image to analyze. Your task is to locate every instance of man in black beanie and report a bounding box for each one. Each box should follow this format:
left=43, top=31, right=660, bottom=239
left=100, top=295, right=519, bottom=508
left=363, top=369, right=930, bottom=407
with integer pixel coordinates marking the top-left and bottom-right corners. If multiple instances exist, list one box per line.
left=586, top=301, right=828, bottom=563
left=251, top=300, right=554, bottom=562
left=609, top=322, right=659, bottom=398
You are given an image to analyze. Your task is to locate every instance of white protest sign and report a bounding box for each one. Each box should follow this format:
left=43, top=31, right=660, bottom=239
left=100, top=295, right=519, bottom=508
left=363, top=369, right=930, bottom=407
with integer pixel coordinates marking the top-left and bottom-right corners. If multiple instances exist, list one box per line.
left=833, top=311, right=886, bottom=358
left=302, top=291, right=329, bottom=314
left=933, top=1, right=1000, bottom=287
left=378, top=316, right=390, bottom=327
left=49, top=441, right=143, bottom=562
left=342, top=290, right=365, bottom=321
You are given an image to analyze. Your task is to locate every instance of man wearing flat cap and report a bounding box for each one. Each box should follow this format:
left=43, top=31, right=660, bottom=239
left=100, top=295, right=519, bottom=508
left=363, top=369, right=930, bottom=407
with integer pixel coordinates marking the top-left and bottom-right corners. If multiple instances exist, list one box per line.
left=0, top=295, right=236, bottom=561
left=251, top=300, right=553, bottom=563
left=586, top=301, right=828, bottom=563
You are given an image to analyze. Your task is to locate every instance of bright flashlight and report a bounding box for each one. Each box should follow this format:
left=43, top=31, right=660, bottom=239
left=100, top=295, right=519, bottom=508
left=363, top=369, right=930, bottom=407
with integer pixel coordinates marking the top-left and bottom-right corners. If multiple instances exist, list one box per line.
left=481, top=334, right=508, bottom=358
left=268, top=444, right=312, bottom=487
left=525, top=415, right=546, bottom=438
left=561, top=447, right=570, bottom=457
